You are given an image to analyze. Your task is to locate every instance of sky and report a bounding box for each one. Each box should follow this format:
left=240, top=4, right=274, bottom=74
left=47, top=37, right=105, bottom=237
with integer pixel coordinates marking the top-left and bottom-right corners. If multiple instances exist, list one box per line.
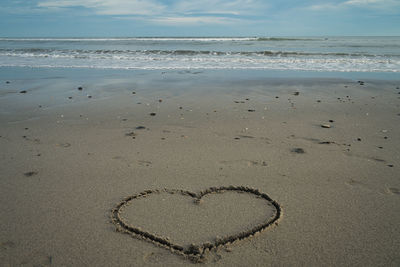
left=0, top=0, right=399, bottom=37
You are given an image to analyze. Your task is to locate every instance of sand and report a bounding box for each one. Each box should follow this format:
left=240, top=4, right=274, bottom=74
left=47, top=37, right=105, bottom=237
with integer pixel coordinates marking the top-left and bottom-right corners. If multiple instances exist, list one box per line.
left=0, top=68, right=399, bottom=266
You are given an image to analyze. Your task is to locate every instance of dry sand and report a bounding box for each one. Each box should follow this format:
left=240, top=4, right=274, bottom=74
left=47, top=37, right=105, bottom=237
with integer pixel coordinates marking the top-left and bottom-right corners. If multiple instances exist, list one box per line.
left=0, top=69, right=399, bottom=266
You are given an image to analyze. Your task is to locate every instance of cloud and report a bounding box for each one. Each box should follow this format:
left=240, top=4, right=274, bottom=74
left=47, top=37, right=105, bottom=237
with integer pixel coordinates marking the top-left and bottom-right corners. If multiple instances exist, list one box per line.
left=37, top=0, right=265, bottom=16
left=142, top=16, right=244, bottom=26
left=308, top=0, right=400, bottom=11
left=38, top=0, right=166, bottom=15
left=36, top=0, right=267, bottom=24
left=172, top=0, right=264, bottom=16
left=308, top=3, right=340, bottom=11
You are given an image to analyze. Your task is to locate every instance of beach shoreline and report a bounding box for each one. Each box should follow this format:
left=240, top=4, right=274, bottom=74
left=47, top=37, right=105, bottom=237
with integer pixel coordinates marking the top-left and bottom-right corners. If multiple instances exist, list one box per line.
left=1, top=68, right=399, bottom=266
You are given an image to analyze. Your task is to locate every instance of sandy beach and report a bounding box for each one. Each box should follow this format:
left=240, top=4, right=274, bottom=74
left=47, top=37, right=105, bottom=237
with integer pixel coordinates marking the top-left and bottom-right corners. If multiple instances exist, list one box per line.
left=0, top=68, right=399, bottom=266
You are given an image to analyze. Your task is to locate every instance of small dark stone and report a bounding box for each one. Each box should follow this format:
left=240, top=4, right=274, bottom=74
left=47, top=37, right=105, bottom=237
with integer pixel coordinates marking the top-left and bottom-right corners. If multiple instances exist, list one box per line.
left=291, top=148, right=305, bottom=154
left=78, top=87, right=83, bottom=91
left=384, top=136, right=388, bottom=139
left=24, top=171, right=38, bottom=177
left=248, top=109, right=256, bottom=112
left=357, top=138, right=362, bottom=141
left=88, top=95, right=92, bottom=98
left=125, top=132, right=136, bottom=138
left=319, top=141, right=333, bottom=145
left=135, top=126, right=146, bottom=130
left=329, top=120, right=334, bottom=123
left=234, top=137, right=240, bottom=140
left=293, top=92, right=300, bottom=96
left=6, top=81, right=10, bottom=84
left=132, top=91, right=136, bottom=94
left=317, top=100, right=321, bottom=103
left=246, top=98, right=250, bottom=101
left=150, top=113, right=156, bottom=116
left=25, top=128, right=29, bottom=130
left=275, top=96, right=279, bottom=99
left=179, top=107, right=183, bottom=109
left=19, top=90, right=27, bottom=94
left=378, top=146, right=383, bottom=149
left=121, top=118, right=127, bottom=121
left=68, top=96, right=72, bottom=99
left=159, top=99, right=162, bottom=102
left=387, top=164, right=394, bottom=168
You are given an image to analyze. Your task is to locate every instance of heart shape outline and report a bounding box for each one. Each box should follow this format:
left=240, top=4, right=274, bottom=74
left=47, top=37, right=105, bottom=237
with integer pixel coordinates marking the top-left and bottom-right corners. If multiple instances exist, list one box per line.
left=111, top=186, right=281, bottom=262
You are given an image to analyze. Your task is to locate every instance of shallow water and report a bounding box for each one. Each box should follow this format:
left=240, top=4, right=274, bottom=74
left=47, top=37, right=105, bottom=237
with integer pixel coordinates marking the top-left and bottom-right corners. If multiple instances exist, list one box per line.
left=0, top=37, right=399, bottom=72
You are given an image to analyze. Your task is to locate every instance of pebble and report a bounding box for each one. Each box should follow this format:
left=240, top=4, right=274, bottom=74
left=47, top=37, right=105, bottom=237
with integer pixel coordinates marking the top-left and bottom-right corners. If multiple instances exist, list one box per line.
left=78, top=87, right=83, bottom=91
left=24, top=171, right=38, bottom=177
left=321, top=124, right=331, bottom=128
left=136, top=126, right=146, bottom=130
left=291, top=148, right=305, bottom=154
left=132, top=91, right=136, bottom=94
left=19, top=90, right=27, bottom=94
left=329, top=120, right=334, bottom=123
left=293, top=92, right=300, bottom=96
left=248, top=109, right=256, bottom=112
left=125, top=132, right=136, bottom=139
left=357, top=138, right=362, bottom=141
left=6, top=81, right=10, bottom=84
left=150, top=113, right=156, bottom=116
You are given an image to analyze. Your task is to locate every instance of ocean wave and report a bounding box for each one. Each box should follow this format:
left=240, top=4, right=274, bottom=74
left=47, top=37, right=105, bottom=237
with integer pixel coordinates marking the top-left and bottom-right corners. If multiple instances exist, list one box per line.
left=0, top=54, right=398, bottom=72
left=0, top=37, right=259, bottom=42
left=1, top=48, right=397, bottom=58
left=0, top=37, right=323, bottom=43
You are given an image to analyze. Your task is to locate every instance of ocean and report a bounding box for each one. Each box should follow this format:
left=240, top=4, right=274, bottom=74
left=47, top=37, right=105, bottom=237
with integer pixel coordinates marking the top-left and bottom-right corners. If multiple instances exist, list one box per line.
left=0, top=36, right=399, bottom=72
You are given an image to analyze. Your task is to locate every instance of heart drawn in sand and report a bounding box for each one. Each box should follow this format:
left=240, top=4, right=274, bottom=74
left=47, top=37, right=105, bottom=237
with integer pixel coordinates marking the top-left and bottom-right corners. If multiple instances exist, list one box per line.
left=111, top=186, right=281, bottom=262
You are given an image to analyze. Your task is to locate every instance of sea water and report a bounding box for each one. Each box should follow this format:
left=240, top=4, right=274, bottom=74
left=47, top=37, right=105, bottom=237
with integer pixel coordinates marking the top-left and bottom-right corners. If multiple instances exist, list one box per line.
left=0, top=37, right=399, bottom=72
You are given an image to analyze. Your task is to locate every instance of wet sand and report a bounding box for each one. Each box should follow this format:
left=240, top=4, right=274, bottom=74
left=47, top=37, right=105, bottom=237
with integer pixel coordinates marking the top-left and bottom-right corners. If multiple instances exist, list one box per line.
left=0, top=68, right=399, bottom=266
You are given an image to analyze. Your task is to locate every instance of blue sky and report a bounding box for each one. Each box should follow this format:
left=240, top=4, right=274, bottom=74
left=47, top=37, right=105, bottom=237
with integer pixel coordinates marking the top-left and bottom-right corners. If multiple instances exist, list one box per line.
left=0, top=0, right=399, bottom=36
